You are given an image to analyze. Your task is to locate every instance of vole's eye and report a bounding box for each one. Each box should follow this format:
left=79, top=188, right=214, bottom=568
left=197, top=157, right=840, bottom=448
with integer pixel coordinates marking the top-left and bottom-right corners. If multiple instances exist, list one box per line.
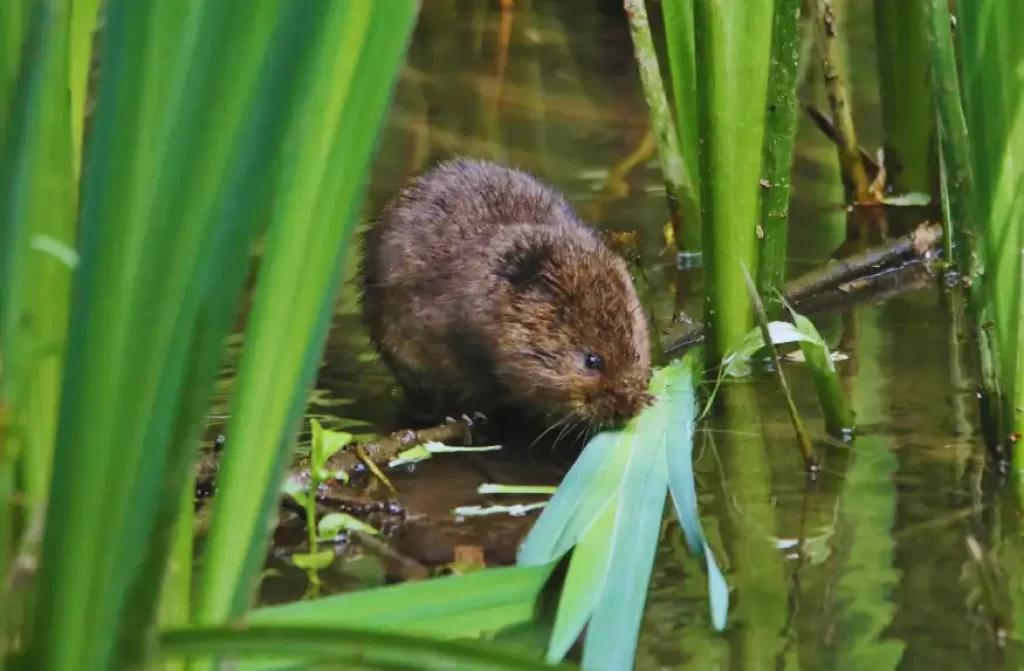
left=583, top=352, right=603, bottom=371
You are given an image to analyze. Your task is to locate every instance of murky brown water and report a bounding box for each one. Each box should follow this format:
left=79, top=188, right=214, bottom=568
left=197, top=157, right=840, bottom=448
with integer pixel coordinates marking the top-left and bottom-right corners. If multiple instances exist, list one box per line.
left=205, top=1, right=1016, bottom=668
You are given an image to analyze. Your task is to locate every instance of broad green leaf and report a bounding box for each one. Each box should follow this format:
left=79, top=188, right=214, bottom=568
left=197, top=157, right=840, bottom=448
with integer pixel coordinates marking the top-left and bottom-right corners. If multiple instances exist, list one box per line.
left=582, top=423, right=669, bottom=670
left=516, top=429, right=625, bottom=565
left=248, top=562, right=556, bottom=641
left=545, top=500, right=618, bottom=662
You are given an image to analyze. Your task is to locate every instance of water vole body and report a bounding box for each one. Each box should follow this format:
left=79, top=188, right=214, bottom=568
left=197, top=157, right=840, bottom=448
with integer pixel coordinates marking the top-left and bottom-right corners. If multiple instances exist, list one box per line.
left=361, top=158, right=652, bottom=429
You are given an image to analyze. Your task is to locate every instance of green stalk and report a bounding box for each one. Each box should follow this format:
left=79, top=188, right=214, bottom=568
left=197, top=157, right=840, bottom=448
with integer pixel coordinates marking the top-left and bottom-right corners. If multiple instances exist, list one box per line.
left=690, top=0, right=775, bottom=366
left=0, top=2, right=32, bottom=144
left=924, top=0, right=1000, bottom=443
left=195, top=1, right=418, bottom=625
left=625, top=0, right=700, bottom=252
left=660, top=0, right=702, bottom=251
left=959, top=0, right=1024, bottom=445
left=873, top=0, right=934, bottom=194
left=742, top=264, right=817, bottom=470
left=757, top=0, right=802, bottom=315
left=158, top=477, right=195, bottom=671
left=931, top=0, right=1024, bottom=450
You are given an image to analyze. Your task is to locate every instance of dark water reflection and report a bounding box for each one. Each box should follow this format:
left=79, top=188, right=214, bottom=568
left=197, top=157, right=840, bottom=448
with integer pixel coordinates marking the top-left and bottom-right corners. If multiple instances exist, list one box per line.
left=215, top=1, right=1019, bottom=668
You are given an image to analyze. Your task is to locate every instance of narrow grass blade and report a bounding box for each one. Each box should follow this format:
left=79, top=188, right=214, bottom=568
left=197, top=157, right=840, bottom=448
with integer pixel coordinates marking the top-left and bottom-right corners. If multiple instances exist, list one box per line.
left=624, top=0, right=700, bottom=250
left=516, top=429, right=624, bottom=565
left=787, top=307, right=855, bottom=438
left=0, top=0, right=76, bottom=508
left=581, top=430, right=669, bottom=670
left=663, top=353, right=729, bottom=631
left=758, top=0, right=801, bottom=311
left=159, top=626, right=573, bottom=671
left=545, top=500, right=618, bottom=662
left=196, top=2, right=419, bottom=624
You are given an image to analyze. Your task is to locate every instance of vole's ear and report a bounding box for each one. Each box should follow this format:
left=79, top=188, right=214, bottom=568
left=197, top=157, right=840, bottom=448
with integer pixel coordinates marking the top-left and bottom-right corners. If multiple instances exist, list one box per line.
left=498, top=239, right=555, bottom=292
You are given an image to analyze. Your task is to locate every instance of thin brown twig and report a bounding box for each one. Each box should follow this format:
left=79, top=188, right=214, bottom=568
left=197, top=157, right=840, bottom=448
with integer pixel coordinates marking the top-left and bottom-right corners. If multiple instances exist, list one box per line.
left=663, top=222, right=944, bottom=354
left=808, top=0, right=873, bottom=202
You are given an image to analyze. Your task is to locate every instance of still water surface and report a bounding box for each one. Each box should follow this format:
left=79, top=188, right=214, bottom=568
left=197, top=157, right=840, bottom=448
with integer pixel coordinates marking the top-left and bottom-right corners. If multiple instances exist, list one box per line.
left=215, top=1, right=1013, bottom=668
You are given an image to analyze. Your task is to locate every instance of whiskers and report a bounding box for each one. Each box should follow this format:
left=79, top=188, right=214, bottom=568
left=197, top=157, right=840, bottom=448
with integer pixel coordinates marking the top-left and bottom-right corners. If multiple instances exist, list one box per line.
left=526, top=413, right=594, bottom=454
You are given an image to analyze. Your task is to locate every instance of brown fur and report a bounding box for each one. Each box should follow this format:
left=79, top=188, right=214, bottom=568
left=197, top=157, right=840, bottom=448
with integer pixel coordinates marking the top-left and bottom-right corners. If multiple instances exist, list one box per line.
left=361, top=158, right=652, bottom=429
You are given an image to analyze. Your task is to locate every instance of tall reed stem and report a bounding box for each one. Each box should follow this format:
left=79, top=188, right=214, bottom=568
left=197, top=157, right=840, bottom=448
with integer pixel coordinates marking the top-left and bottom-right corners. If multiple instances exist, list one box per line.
left=758, top=0, right=802, bottom=315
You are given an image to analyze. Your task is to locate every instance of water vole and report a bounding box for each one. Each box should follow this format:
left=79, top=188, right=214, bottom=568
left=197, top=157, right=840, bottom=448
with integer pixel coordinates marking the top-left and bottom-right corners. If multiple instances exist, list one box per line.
left=361, top=158, right=652, bottom=429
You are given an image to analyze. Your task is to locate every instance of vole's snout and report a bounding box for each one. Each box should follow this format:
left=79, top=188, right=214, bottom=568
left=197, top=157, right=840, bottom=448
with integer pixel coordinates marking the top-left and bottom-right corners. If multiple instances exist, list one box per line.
left=586, top=385, right=654, bottom=427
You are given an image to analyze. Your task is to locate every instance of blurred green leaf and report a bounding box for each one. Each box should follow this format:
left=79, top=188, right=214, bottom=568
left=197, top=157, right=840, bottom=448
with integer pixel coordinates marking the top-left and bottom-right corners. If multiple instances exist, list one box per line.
left=159, top=626, right=576, bottom=671
left=196, top=0, right=419, bottom=626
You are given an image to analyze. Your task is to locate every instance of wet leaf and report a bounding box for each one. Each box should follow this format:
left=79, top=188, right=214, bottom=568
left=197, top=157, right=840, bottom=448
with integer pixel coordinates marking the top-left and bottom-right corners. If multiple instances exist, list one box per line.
left=453, top=502, right=548, bottom=517
left=880, top=192, right=931, bottom=207
left=478, top=484, right=557, bottom=495
left=389, top=441, right=502, bottom=467
left=317, top=512, right=379, bottom=539
left=723, top=320, right=816, bottom=377
left=310, top=418, right=353, bottom=470
left=786, top=304, right=855, bottom=437
left=291, top=551, right=334, bottom=571
left=280, top=478, right=310, bottom=508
